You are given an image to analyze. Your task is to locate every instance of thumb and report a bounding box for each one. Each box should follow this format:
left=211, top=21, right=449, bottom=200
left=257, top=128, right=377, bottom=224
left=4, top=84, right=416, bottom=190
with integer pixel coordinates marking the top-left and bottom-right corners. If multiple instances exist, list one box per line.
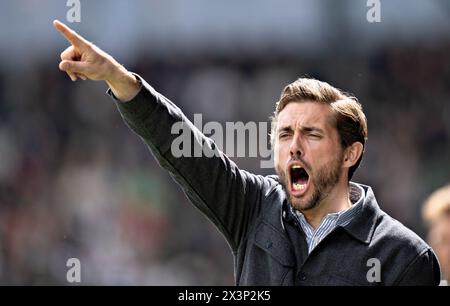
left=59, top=60, right=89, bottom=74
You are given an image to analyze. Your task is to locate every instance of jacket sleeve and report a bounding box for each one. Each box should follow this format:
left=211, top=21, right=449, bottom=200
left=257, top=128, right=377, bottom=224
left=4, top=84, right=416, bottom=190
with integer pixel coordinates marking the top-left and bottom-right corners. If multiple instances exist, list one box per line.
left=109, top=75, right=273, bottom=252
left=394, top=248, right=441, bottom=286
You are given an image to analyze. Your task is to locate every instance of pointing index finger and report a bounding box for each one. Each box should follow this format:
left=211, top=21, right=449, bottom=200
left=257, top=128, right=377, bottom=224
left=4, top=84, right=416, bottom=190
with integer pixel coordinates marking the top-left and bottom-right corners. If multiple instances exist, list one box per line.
left=53, top=19, right=89, bottom=49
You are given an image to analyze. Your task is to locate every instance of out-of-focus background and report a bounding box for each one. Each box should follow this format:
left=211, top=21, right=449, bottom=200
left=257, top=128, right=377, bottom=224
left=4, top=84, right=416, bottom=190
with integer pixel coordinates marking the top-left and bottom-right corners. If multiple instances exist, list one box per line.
left=0, top=0, right=449, bottom=285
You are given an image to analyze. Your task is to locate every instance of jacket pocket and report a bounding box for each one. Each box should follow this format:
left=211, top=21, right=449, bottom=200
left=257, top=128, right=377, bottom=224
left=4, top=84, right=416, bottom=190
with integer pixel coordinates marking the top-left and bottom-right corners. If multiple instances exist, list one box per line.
left=254, top=221, right=295, bottom=267
left=238, top=221, right=295, bottom=285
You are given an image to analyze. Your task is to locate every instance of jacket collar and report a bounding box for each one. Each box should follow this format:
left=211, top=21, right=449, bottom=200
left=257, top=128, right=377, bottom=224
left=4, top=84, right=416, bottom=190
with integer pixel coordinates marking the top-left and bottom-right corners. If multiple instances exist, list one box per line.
left=340, top=183, right=381, bottom=244
left=281, top=183, right=381, bottom=244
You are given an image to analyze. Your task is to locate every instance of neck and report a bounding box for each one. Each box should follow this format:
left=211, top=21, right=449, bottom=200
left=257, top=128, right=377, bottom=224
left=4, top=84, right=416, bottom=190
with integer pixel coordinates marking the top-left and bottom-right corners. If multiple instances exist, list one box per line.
left=302, top=180, right=352, bottom=229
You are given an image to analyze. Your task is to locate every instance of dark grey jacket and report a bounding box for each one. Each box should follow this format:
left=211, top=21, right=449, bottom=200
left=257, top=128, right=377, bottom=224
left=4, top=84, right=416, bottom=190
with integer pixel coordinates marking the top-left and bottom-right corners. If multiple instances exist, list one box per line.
left=111, top=76, right=441, bottom=286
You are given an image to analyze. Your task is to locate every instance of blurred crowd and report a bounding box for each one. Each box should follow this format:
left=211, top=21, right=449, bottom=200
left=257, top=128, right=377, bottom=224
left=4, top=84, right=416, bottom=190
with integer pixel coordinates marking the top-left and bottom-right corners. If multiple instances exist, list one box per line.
left=0, top=41, right=449, bottom=284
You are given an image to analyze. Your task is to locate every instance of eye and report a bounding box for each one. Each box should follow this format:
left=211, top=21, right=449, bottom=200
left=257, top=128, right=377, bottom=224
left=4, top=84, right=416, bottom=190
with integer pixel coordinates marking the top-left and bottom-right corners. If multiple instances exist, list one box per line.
left=308, top=133, right=322, bottom=139
left=279, top=132, right=291, bottom=139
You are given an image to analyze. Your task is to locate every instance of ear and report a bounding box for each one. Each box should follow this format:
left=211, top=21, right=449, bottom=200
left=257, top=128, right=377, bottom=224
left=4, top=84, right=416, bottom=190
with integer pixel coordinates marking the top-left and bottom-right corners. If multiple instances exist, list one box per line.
left=343, top=142, right=364, bottom=168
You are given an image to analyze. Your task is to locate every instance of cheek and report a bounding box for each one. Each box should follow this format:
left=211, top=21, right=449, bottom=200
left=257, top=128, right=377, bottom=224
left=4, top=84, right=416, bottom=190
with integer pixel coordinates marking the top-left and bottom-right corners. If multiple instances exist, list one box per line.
left=275, top=138, right=341, bottom=172
left=306, top=140, right=338, bottom=163
left=274, top=142, right=289, bottom=167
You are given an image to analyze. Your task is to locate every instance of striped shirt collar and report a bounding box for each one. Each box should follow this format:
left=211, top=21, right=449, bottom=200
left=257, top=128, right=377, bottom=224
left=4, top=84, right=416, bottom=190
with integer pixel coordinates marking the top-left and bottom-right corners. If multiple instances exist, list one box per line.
left=292, top=183, right=365, bottom=254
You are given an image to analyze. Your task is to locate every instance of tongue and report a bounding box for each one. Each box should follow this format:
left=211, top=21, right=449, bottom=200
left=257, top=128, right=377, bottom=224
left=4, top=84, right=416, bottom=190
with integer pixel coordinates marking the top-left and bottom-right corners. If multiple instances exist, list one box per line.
left=292, top=176, right=308, bottom=192
left=297, top=177, right=308, bottom=184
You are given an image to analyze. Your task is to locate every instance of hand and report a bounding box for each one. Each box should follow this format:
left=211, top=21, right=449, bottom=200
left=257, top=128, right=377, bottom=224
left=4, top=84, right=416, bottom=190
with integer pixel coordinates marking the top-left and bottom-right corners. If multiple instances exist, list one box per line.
left=53, top=20, right=140, bottom=101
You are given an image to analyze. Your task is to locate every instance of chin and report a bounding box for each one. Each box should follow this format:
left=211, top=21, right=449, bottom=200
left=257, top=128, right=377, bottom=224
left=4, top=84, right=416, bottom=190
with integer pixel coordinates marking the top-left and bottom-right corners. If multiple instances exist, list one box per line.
left=288, top=191, right=316, bottom=212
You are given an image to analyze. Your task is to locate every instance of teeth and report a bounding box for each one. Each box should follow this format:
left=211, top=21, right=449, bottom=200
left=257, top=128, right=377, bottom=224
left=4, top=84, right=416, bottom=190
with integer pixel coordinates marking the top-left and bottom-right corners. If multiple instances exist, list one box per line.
left=292, top=165, right=301, bottom=169
left=293, top=183, right=306, bottom=191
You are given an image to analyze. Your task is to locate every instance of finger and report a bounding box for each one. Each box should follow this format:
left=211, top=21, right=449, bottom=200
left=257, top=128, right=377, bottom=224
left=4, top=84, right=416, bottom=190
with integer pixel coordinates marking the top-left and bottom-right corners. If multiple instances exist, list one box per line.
left=60, top=46, right=77, bottom=61
left=76, top=73, right=87, bottom=80
left=53, top=20, right=89, bottom=49
left=67, top=72, right=77, bottom=82
left=69, top=72, right=78, bottom=81
left=59, top=60, right=89, bottom=75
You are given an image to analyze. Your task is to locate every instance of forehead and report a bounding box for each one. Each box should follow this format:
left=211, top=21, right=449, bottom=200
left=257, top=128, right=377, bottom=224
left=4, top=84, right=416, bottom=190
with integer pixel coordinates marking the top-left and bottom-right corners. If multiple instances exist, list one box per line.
left=277, top=101, right=334, bottom=130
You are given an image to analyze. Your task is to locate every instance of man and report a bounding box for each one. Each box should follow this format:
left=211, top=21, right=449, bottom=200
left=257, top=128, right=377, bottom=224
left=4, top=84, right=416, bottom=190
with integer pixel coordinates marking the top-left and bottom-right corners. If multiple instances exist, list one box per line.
left=422, top=184, right=450, bottom=285
left=53, top=20, right=440, bottom=285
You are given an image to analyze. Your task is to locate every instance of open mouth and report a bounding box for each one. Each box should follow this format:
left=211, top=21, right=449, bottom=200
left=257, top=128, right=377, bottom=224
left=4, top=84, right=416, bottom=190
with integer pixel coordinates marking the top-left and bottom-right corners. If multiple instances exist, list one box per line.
left=290, top=165, right=310, bottom=194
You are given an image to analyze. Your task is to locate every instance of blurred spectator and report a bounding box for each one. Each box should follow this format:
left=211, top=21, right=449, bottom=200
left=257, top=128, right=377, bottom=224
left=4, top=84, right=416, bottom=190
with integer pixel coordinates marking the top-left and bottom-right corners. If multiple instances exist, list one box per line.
left=422, top=184, right=450, bottom=285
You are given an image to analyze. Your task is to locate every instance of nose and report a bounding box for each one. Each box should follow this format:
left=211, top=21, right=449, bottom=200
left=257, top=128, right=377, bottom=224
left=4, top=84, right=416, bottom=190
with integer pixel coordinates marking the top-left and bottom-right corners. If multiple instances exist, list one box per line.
left=289, top=133, right=303, bottom=158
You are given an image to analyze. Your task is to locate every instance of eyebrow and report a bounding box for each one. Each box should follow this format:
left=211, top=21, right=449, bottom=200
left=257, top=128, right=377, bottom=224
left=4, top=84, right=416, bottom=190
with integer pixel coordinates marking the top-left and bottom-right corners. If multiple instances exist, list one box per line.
left=277, top=126, right=294, bottom=134
left=301, top=126, right=325, bottom=134
left=277, top=125, right=325, bottom=134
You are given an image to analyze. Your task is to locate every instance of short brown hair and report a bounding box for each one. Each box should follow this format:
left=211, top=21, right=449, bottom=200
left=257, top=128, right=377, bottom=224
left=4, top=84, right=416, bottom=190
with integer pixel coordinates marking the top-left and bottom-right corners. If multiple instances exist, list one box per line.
left=422, top=184, right=450, bottom=226
left=271, top=78, right=368, bottom=180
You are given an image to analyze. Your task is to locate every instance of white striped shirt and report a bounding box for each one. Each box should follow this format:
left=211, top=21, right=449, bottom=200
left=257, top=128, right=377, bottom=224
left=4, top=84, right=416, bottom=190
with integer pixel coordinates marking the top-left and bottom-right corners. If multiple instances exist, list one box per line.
left=293, top=183, right=365, bottom=254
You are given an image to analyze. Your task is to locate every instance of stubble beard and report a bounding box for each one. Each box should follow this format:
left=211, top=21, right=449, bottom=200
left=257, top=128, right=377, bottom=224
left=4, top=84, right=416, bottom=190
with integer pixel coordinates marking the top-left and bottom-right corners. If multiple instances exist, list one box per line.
left=277, top=153, right=344, bottom=213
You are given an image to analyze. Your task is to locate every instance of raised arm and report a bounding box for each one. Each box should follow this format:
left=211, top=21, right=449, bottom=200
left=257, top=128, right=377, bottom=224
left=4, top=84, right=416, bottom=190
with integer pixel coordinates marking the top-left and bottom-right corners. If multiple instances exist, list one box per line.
left=53, top=20, right=275, bottom=252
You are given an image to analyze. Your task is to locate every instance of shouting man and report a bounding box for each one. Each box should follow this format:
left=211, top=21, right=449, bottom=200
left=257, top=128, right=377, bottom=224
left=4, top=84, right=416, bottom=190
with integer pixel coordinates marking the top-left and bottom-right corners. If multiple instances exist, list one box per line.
left=53, top=20, right=440, bottom=285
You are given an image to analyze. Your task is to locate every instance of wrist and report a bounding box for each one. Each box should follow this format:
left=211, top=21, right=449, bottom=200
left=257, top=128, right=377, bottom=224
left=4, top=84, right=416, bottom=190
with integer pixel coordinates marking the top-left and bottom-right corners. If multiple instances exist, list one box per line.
left=106, top=65, right=141, bottom=102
